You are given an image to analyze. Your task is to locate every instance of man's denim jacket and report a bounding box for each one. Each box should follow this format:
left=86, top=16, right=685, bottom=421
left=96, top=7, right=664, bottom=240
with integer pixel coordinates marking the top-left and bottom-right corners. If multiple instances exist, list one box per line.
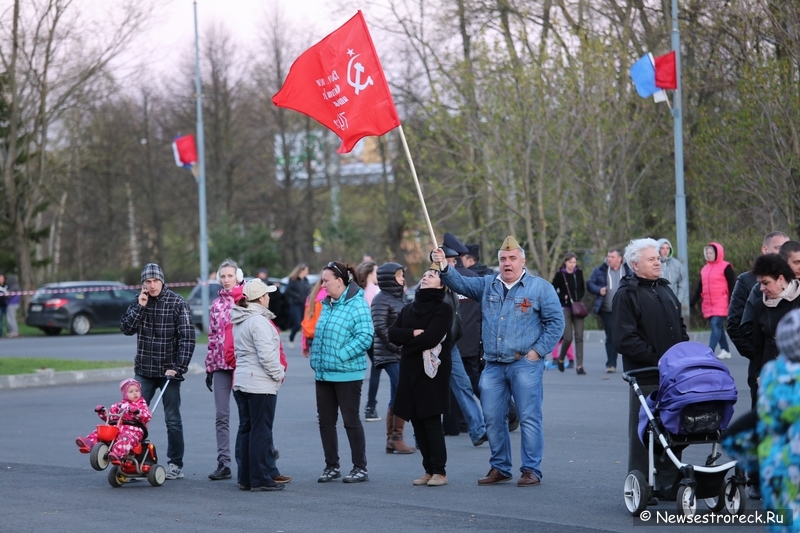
left=440, top=267, right=565, bottom=363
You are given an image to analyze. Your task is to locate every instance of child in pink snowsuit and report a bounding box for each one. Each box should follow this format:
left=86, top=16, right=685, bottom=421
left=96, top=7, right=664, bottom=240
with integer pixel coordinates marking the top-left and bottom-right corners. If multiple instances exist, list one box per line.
left=76, top=378, right=152, bottom=463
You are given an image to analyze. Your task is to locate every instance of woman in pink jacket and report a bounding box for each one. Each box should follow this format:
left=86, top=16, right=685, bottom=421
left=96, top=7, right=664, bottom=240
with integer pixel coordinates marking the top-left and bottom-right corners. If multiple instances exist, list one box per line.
left=690, top=242, right=736, bottom=359
left=205, top=259, right=244, bottom=481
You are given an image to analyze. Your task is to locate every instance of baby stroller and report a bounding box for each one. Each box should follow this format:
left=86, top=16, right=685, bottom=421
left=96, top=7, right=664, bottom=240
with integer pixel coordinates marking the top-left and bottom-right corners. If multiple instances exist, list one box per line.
left=87, top=377, right=178, bottom=488
left=622, top=342, right=746, bottom=516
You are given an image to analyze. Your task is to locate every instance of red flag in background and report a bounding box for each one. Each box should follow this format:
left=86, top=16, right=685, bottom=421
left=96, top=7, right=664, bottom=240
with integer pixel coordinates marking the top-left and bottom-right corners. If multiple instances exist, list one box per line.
left=654, top=51, right=677, bottom=90
left=272, top=11, right=401, bottom=154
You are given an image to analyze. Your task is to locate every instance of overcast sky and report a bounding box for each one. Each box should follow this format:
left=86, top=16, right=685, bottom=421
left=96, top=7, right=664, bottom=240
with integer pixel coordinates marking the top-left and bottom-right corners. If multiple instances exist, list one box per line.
left=134, top=0, right=376, bottom=74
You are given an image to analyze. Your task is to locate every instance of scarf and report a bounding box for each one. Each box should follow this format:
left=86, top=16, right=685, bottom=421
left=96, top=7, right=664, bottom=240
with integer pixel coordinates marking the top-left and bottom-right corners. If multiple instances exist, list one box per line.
left=423, top=336, right=447, bottom=378
left=764, top=279, right=800, bottom=308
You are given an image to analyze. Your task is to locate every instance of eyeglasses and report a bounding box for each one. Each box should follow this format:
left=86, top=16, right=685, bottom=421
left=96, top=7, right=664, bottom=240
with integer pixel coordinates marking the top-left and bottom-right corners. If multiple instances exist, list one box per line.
left=326, top=261, right=345, bottom=280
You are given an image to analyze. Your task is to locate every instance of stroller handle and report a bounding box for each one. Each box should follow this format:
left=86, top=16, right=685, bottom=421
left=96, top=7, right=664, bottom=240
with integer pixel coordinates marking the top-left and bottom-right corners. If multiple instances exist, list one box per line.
left=622, top=367, right=659, bottom=384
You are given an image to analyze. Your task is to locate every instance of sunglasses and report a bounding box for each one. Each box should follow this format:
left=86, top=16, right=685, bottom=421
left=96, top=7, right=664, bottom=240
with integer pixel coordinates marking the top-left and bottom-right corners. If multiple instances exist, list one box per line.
left=326, top=261, right=345, bottom=280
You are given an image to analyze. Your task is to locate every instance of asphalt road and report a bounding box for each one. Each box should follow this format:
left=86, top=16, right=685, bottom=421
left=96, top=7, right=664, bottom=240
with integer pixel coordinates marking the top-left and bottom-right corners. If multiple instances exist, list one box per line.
left=0, top=333, right=203, bottom=361
left=0, top=334, right=757, bottom=533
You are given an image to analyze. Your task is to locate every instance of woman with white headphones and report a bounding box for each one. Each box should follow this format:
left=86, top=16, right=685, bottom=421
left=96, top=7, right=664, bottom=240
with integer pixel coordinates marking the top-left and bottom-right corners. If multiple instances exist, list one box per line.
left=205, top=258, right=244, bottom=481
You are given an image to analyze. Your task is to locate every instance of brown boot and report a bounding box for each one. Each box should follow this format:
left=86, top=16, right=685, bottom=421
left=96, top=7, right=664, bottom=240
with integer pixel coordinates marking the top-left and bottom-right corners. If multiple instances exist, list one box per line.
left=387, top=409, right=416, bottom=454
left=385, top=409, right=395, bottom=453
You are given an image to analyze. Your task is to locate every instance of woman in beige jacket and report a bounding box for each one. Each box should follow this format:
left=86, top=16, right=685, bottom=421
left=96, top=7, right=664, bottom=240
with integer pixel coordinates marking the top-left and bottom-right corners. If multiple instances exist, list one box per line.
left=230, top=279, right=286, bottom=492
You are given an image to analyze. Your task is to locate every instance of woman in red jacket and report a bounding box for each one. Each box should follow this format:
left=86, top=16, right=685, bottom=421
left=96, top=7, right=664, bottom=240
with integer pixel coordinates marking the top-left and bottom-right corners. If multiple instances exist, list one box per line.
left=690, top=242, right=736, bottom=359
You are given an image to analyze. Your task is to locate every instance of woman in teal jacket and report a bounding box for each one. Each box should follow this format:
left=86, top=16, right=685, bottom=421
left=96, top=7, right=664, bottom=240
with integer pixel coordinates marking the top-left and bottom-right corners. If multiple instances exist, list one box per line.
left=311, top=261, right=374, bottom=484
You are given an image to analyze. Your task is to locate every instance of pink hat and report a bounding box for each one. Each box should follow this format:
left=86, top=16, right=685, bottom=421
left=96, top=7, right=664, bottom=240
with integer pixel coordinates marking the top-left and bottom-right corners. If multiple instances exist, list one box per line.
left=119, top=378, right=141, bottom=400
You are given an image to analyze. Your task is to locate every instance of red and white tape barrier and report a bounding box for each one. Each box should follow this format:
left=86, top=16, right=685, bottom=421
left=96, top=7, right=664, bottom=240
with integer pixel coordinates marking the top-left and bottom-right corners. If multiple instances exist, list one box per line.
left=1, top=280, right=212, bottom=298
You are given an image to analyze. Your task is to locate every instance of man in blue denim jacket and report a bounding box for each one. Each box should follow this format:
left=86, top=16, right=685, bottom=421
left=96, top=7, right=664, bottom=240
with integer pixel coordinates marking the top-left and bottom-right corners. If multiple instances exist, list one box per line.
left=432, top=236, right=564, bottom=487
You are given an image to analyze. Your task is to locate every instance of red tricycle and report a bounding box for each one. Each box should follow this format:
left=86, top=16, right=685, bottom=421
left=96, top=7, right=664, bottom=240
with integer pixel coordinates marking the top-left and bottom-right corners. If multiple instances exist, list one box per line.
left=86, top=378, right=175, bottom=487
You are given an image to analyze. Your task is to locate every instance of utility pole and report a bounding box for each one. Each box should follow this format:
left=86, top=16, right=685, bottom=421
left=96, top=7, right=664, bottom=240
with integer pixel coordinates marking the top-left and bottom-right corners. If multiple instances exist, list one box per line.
left=672, top=0, right=690, bottom=322
left=194, top=1, right=210, bottom=333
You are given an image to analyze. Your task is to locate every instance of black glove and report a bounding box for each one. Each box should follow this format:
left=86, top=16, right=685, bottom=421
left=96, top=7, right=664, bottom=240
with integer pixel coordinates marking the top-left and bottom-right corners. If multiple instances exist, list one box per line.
left=206, top=372, right=213, bottom=392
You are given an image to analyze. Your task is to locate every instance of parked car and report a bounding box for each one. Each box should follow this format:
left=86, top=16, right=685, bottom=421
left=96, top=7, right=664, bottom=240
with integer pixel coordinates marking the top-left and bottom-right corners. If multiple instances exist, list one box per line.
left=188, top=277, right=290, bottom=332
left=25, top=281, right=138, bottom=336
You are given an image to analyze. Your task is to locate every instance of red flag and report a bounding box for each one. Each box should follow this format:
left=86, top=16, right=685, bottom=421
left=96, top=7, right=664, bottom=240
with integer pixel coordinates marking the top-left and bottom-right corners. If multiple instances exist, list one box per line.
left=654, top=51, right=677, bottom=90
left=172, top=134, right=198, bottom=168
left=272, top=11, right=401, bottom=154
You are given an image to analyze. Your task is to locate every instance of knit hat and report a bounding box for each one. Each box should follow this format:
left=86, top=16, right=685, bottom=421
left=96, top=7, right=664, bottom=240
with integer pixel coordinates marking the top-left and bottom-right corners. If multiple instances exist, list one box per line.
left=776, top=309, right=800, bottom=362
left=119, top=378, right=141, bottom=400
left=141, top=263, right=165, bottom=284
left=466, top=244, right=481, bottom=261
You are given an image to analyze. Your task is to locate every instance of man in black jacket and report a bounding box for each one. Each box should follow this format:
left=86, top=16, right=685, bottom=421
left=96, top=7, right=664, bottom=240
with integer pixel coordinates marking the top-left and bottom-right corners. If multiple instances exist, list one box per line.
left=121, top=263, right=196, bottom=480
left=611, top=238, right=688, bottom=490
left=439, top=233, right=488, bottom=445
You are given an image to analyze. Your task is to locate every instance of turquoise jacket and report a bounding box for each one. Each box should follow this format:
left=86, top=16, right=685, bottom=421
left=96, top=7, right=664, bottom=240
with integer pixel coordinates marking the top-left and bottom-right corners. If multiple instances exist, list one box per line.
left=310, top=282, right=373, bottom=382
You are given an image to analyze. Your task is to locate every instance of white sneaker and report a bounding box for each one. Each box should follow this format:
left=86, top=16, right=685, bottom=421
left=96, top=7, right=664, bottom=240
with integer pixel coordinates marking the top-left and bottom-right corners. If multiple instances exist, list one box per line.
left=165, top=463, right=184, bottom=480
left=716, top=350, right=731, bottom=360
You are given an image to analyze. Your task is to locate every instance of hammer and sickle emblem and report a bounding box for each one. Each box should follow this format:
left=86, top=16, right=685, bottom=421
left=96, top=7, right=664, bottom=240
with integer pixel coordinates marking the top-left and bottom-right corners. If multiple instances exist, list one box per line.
left=347, top=53, right=374, bottom=95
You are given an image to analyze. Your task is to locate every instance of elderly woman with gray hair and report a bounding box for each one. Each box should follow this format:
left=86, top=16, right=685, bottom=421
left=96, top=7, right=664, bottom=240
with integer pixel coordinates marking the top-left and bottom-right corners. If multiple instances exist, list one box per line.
left=611, top=237, right=689, bottom=480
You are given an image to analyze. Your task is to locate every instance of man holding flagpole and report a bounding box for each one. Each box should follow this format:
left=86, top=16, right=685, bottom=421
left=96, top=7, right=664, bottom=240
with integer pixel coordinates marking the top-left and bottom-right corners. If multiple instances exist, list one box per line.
left=432, top=238, right=564, bottom=486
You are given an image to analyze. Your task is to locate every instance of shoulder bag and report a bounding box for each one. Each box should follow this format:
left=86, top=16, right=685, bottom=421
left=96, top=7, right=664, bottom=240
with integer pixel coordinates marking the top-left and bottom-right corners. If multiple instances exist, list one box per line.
left=562, top=272, right=588, bottom=318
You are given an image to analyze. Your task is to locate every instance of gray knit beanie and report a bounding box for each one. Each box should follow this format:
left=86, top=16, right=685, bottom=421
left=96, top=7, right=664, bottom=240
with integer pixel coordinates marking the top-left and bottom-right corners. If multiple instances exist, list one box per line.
left=775, top=309, right=800, bottom=362
left=141, top=263, right=165, bottom=284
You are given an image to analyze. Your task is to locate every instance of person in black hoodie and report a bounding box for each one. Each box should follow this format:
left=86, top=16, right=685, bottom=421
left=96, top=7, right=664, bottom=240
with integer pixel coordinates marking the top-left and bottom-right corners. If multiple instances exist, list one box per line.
left=370, top=262, right=414, bottom=454
left=611, top=238, right=688, bottom=489
left=390, top=264, right=454, bottom=487
left=551, top=252, right=586, bottom=374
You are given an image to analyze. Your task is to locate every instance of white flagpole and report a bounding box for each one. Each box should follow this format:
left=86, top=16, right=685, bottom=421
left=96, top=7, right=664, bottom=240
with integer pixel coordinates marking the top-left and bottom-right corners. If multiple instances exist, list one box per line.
left=396, top=125, right=442, bottom=266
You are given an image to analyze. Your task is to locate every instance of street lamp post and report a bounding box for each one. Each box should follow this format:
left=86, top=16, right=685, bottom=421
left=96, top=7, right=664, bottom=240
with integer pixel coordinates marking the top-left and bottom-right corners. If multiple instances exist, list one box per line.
left=671, top=0, right=690, bottom=322
left=194, top=1, right=210, bottom=333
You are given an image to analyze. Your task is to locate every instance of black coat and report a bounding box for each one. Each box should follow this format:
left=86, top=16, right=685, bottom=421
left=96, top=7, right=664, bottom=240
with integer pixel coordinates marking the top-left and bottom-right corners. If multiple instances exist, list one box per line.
left=551, top=268, right=586, bottom=307
left=611, top=275, right=689, bottom=372
left=454, top=266, right=482, bottom=359
left=389, top=288, right=453, bottom=421
left=727, top=271, right=757, bottom=360
left=751, top=295, right=800, bottom=375
left=371, top=266, right=406, bottom=366
left=285, top=278, right=310, bottom=307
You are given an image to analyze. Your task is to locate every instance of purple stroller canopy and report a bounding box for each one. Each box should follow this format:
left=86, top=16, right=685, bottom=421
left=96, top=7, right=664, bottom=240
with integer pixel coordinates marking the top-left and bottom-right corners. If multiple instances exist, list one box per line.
left=639, top=341, right=738, bottom=444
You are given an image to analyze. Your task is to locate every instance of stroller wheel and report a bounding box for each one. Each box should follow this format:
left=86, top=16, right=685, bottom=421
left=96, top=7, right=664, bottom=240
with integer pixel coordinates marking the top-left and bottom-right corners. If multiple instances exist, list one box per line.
left=107, top=466, right=127, bottom=488
left=623, top=470, right=650, bottom=516
left=723, top=480, right=746, bottom=515
left=676, top=485, right=696, bottom=516
left=89, top=443, right=109, bottom=471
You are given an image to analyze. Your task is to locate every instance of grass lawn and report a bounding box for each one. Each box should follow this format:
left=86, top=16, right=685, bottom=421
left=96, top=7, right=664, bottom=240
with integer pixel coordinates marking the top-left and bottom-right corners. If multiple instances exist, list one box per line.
left=0, top=358, right=132, bottom=376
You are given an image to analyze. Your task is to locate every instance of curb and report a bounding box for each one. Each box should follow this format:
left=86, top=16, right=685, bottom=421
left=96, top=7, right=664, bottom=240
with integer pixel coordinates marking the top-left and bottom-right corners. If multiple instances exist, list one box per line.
left=0, top=363, right=205, bottom=390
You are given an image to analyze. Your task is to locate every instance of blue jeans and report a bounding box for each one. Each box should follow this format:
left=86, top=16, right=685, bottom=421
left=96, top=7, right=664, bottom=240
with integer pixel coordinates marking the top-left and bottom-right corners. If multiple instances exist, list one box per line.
left=137, top=375, right=184, bottom=468
left=600, top=310, right=618, bottom=368
left=289, top=304, right=304, bottom=342
left=708, top=316, right=729, bottom=352
left=368, top=360, right=400, bottom=410
left=480, top=357, right=544, bottom=479
left=233, top=390, right=278, bottom=487
left=450, top=345, right=486, bottom=444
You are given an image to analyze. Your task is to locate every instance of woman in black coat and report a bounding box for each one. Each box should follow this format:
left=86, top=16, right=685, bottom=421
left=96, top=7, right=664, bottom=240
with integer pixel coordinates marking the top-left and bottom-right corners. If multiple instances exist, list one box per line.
left=750, top=254, right=800, bottom=401
left=370, top=262, right=414, bottom=453
left=389, top=264, right=453, bottom=487
left=551, top=252, right=586, bottom=374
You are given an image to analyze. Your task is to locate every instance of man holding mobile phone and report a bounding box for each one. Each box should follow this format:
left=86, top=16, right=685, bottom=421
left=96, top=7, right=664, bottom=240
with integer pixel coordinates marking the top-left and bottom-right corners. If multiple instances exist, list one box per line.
left=121, top=263, right=196, bottom=480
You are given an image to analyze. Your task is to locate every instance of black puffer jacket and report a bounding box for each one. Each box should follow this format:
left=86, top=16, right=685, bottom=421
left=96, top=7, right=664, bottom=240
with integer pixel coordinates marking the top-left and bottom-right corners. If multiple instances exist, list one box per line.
left=371, top=263, right=406, bottom=366
left=611, top=275, right=689, bottom=372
